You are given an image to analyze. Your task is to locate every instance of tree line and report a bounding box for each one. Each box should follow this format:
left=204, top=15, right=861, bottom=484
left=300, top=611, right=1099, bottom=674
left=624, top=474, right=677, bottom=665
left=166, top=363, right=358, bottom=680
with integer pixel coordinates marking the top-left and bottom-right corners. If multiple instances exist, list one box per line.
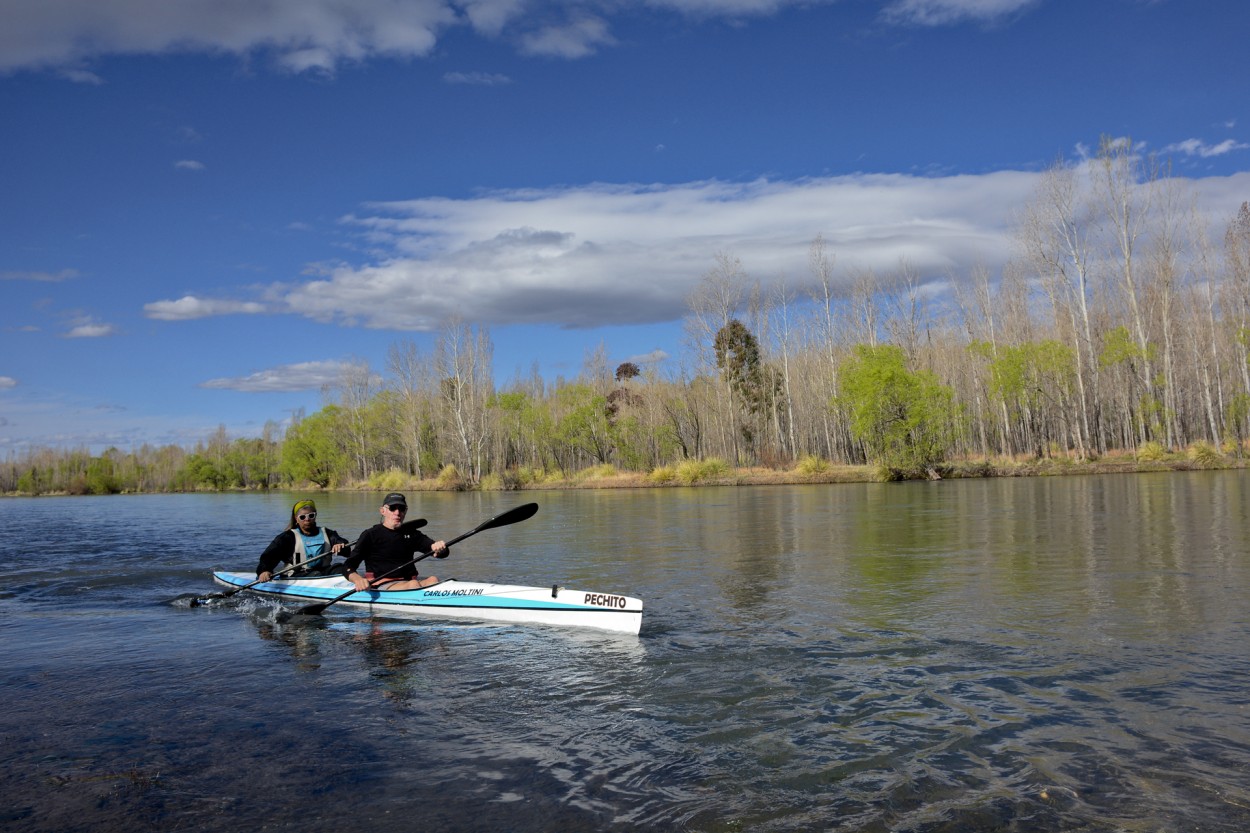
left=5, top=138, right=1249, bottom=495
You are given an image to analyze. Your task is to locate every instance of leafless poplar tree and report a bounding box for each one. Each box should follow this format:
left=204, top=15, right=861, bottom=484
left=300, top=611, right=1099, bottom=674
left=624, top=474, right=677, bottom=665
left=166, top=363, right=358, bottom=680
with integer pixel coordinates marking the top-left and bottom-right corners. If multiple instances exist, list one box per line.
left=435, top=321, right=494, bottom=483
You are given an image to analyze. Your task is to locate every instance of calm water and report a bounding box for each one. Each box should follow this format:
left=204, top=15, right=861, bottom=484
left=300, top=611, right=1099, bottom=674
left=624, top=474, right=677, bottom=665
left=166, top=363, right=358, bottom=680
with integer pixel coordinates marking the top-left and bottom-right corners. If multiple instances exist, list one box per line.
left=2, top=473, right=1249, bottom=832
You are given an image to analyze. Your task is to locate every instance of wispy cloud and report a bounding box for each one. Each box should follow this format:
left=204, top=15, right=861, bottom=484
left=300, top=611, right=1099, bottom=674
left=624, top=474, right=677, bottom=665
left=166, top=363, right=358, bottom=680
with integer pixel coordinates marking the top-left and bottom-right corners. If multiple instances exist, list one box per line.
left=0, top=388, right=242, bottom=453
left=1073, top=136, right=1148, bottom=160
left=881, top=0, right=1040, bottom=26
left=144, top=295, right=267, bottom=321
left=0, top=376, right=17, bottom=390
left=1, top=268, right=79, bottom=282
left=624, top=349, right=670, bottom=366
left=519, top=16, right=615, bottom=58
left=59, top=67, right=103, bottom=84
left=1162, top=138, right=1250, bottom=158
left=200, top=360, right=365, bottom=392
left=175, top=159, right=206, bottom=171
left=443, top=71, right=513, bottom=86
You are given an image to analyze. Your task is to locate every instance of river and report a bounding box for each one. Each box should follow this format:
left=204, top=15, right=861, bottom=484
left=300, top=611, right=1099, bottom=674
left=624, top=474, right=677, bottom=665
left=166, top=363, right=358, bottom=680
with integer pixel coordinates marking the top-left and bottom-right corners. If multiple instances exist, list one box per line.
left=2, top=472, right=1248, bottom=831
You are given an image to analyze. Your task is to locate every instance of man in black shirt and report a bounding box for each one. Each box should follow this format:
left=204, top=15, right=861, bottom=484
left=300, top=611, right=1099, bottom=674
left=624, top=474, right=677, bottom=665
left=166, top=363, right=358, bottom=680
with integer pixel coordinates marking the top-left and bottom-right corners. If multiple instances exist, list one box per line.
left=341, top=492, right=449, bottom=591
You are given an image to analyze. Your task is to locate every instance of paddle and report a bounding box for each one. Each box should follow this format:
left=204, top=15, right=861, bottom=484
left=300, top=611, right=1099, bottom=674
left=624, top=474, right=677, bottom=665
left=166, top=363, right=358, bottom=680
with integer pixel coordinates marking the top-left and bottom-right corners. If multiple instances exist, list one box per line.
left=190, top=518, right=428, bottom=607
left=290, top=502, right=539, bottom=617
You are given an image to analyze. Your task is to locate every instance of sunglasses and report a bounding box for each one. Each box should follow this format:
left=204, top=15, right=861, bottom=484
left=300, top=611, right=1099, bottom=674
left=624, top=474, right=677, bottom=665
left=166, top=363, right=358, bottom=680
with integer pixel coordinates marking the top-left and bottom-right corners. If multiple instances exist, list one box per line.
left=297, top=512, right=317, bottom=521
left=385, top=505, right=406, bottom=513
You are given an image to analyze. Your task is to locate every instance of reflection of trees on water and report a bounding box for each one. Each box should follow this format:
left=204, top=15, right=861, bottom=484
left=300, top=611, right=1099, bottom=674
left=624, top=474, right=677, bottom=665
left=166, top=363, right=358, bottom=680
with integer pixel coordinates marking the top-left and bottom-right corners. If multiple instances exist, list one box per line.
left=718, top=492, right=789, bottom=613
left=845, top=485, right=955, bottom=618
left=349, top=622, right=456, bottom=706
left=249, top=614, right=452, bottom=704
left=252, top=616, right=330, bottom=670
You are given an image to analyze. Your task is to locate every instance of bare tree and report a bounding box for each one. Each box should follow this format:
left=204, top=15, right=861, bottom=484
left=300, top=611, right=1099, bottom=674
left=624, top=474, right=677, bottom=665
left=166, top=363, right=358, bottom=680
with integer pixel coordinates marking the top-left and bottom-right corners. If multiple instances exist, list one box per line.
left=435, top=321, right=494, bottom=483
left=685, top=251, right=751, bottom=461
left=1094, top=135, right=1159, bottom=445
left=1015, top=157, right=1101, bottom=455
left=334, top=359, right=377, bottom=480
left=387, top=339, right=437, bottom=477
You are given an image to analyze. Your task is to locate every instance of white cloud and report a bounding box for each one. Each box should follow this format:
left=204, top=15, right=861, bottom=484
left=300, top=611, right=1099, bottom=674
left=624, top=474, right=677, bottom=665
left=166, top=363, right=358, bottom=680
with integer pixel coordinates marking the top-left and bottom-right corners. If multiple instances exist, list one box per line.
left=268, top=171, right=1036, bottom=332
left=882, top=0, right=1040, bottom=26
left=144, top=295, right=267, bottom=320
left=301, top=167, right=1250, bottom=333
left=65, top=319, right=116, bottom=337
left=1162, top=138, right=1250, bottom=159
left=0, top=376, right=17, bottom=389
left=175, top=159, right=206, bottom=171
left=200, top=360, right=367, bottom=392
left=124, top=166, right=1250, bottom=334
left=0, top=0, right=863, bottom=74
left=0, top=0, right=456, bottom=73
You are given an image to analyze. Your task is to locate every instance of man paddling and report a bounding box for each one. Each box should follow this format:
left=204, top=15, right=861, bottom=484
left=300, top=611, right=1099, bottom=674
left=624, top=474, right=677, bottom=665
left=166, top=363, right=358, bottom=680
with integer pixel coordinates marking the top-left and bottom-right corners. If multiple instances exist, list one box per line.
left=341, top=493, right=449, bottom=591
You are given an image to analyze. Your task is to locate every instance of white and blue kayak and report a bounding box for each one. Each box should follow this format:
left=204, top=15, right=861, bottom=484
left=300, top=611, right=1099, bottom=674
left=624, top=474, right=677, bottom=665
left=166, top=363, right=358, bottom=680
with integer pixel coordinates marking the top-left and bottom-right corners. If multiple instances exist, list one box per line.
left=211, top=571, right=644, bottom=635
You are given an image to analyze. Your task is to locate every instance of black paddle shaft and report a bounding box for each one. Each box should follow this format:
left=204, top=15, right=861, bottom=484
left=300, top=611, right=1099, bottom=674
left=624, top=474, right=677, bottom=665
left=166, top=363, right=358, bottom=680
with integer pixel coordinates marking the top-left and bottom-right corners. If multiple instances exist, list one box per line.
left=292, top=502, right=539, bottom=617
left=190, top=518, right=428, bottom=606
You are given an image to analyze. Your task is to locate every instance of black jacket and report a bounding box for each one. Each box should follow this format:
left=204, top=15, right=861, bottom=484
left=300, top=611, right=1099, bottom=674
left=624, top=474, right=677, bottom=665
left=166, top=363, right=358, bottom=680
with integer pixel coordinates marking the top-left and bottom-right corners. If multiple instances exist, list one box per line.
left=256, top=526, right=351, bottom=576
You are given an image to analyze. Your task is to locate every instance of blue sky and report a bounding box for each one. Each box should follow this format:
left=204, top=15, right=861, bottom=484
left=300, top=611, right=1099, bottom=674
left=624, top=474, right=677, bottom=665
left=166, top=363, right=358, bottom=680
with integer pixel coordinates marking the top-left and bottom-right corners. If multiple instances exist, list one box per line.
left=2, top=0, right=1249, bottom=453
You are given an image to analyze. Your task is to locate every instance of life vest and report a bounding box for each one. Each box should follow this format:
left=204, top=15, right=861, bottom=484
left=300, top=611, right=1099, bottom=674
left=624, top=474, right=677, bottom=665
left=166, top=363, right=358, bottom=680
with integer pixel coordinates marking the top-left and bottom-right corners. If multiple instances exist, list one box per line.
left=292, top=528, right=330, bottom=571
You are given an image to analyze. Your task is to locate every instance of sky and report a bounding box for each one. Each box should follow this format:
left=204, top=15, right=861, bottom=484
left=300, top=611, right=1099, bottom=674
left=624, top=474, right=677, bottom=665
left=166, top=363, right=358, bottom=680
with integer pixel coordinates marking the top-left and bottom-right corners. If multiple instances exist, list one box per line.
left=2, top=0, right=1250, bottom=454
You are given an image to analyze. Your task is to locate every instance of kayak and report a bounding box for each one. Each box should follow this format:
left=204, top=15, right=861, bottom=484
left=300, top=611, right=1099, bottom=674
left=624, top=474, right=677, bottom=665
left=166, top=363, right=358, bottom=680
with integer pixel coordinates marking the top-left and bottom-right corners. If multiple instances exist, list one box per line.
left=211, top=571, right=644, bottom=635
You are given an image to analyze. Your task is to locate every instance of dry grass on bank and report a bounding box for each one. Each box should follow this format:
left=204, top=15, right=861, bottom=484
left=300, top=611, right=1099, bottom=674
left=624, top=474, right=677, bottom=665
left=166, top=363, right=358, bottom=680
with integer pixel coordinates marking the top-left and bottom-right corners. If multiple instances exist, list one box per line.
left=340, top=444, right=1249, bottom=494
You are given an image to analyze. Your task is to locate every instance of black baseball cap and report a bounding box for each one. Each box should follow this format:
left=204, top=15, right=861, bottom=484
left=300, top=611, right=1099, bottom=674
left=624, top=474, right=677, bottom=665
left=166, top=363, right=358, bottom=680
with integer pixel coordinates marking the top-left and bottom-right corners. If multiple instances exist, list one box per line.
left=382, top=492, right=407, bottom=508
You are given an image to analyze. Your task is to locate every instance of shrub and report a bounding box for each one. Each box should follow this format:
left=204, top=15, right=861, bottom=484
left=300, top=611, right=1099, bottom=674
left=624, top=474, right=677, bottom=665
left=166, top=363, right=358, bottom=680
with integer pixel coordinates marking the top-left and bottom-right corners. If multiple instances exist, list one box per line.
left=649, top=465, right=677, bottom=485
left=1136, top=441, right=1168, bottom=461
left=368, top=468, right=409, bottom=491
left=1187, top=441, right=1223, bottom=468
left=578, top=464, right=618, bottom=481
left=674, top=457, right=731, bottom=485
left=794, top=454, right=831, bottom=475
left=436, top=465, right=466, bottom=490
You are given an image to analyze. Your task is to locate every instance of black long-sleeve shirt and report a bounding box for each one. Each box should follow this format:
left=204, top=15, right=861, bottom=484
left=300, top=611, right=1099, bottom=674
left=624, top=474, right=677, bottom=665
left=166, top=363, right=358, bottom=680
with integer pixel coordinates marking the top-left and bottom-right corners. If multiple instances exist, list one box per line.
left=340, top=523, right=442, bottom=580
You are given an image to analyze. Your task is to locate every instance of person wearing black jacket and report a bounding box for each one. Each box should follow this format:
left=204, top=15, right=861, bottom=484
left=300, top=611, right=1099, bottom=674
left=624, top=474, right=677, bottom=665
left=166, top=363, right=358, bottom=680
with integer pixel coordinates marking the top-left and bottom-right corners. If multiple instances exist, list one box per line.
left=341, top=492, right=449, bottom=591
left=256, top=499, right=350, bottom=581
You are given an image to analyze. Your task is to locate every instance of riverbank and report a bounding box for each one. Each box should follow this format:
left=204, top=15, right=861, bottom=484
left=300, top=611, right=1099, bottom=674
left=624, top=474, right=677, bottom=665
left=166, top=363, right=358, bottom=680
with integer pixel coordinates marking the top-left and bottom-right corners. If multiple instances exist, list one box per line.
left=355, top=445, right=1250, bottom=493
left=6, top=447, right=1245, bottom=498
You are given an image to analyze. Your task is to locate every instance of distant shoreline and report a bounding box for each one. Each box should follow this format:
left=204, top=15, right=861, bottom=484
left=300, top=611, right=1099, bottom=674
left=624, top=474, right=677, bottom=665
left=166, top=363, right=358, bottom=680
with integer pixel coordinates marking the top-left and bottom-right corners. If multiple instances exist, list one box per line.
left=5, top=452, right=1245, bottom=498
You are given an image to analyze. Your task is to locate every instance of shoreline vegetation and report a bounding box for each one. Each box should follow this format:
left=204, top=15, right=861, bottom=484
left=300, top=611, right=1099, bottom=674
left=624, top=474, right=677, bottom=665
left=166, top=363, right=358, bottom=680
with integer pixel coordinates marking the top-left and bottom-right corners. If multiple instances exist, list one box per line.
left=4, top=446, right=1245, bottom=498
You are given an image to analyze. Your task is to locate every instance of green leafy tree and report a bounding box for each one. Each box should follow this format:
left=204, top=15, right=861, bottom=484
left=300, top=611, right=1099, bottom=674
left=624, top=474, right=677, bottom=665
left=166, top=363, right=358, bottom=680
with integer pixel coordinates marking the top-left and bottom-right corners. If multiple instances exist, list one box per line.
left=837, top=344, right=960, bottom=472
left=714, top=319, right=766, bottom=416
left=281, top=406, right=350, bottom=487
left=180, top=454, right=230, bottom=490
left=553, top=384, right=614, bottom=467
left=714, top=318, right=788, bottom=461
left=83, top=455, right=120, bottom=494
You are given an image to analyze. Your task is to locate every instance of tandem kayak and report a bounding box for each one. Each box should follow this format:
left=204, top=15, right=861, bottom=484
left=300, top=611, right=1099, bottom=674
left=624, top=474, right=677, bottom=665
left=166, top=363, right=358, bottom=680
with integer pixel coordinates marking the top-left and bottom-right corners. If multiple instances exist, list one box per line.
left=211, top=571, right=644, bottom=635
